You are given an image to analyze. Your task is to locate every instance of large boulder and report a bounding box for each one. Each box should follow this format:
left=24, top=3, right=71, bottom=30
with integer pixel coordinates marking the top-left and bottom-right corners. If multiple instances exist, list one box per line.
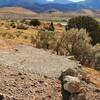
left=63, top=75, right=81, bottom=93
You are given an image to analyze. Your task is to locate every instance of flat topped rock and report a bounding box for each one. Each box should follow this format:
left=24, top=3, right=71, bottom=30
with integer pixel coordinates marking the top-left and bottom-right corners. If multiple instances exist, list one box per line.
left=0, top=45, right=78, bottom=78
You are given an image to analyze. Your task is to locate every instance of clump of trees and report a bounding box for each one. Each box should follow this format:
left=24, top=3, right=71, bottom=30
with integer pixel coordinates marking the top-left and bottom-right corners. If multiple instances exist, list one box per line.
left=66, top=16, right=100, bottom=45
left=30, top=19, right=41, bottom=26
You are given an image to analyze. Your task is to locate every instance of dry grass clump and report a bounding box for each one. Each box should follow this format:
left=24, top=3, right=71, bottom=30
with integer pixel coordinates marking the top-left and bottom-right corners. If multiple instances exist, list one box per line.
left=16, top=23, right=28, bottom=30
left=82, top=67, right=100, bottom=88
left=31, top=30, right=55, bottom=49
left=0, top=19, right=38, bottom=44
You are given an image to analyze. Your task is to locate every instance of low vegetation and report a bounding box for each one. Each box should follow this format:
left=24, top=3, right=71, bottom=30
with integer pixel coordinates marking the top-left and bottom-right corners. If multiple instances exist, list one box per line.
left=31, top=30, right=55, bottom=49
left=32, top=16, right=100, bottom=69
left=66, top=16, right=100, bottom=45
left=0, top=16, right=99, bottom=69
left=30, top=19, right=41, bottom=26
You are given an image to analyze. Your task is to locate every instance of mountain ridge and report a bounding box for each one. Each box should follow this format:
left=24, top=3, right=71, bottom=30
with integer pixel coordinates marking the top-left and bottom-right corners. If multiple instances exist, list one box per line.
left=0, top=0, right=99, bottom=12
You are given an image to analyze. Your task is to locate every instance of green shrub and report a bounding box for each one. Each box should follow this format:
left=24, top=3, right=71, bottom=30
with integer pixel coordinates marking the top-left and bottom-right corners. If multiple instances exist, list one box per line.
left=63, top=29, right=92, bottom=55
left=66, top=16, right=100, bottom=44
left=31, top=30, right=55, bottom=49
left=59, top=28, right=95, bottom=66
left=30, top=19, right=41, bottom=26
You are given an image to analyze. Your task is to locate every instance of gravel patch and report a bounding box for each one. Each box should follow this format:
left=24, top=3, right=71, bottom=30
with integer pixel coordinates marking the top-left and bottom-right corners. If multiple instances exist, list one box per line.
left=0, top=45, right=77, bottom=78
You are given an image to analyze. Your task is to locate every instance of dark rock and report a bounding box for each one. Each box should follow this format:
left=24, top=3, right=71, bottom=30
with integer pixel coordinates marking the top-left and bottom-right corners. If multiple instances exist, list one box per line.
left=0, top=94, right=4, bottom=100
left=61, top=68, right=78, bottom=79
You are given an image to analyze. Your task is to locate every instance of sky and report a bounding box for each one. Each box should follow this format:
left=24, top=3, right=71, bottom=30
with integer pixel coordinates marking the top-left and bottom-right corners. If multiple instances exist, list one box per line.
left=70, top=0, right=84, bottom=2
left=47, top=0, right=85, bottom=2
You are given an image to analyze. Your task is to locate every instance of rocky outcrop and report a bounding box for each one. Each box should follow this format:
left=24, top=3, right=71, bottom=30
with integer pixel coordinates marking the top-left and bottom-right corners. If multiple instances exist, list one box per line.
left=61, top=67, right=100, bottom=100
left=63, top=76, right=80, bottom=93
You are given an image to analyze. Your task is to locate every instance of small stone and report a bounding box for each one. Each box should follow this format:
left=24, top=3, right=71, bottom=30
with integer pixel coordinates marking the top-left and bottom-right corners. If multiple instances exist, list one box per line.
left=18, top=72, right=22, bottom=76
left=77, top=93, right=86, bottom=100
left=38, top=80, right=44, bottom=84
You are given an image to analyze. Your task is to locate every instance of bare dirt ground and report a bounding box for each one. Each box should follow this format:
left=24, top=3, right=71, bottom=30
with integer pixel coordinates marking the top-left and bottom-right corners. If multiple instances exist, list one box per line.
left=0, top=44, right=77, bottom=78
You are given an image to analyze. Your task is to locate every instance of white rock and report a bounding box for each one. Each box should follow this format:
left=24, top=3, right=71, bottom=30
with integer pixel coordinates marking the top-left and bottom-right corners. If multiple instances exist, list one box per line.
left=63, top=75, right=80, bottom=93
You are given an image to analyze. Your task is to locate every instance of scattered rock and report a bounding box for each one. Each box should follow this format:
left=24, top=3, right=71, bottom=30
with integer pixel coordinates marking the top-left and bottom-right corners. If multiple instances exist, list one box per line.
left=77, top=93, right=86, bottom=100
left=60, top=68, right=78, bottom=79
left=0, top=66, right=62, bottom=100
left=95, top=88, right=100, bottom=92
left=67, top=56, right=76, bottom=60
left=0, top=93, right=17, bottom=100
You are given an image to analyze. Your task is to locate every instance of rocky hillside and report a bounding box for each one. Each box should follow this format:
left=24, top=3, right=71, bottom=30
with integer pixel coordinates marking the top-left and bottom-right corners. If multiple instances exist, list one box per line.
left=0, top=40, right=99, bottom=100
left=0, top=65, right=61, bottom=100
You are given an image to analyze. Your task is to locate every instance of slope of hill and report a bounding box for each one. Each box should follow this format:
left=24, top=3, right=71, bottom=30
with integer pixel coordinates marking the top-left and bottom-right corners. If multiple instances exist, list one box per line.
left=66, top=9, right=100, bottom=17
left=0, top=7, right=37, bottom=15
left=0, top=42, right=99, bottom=100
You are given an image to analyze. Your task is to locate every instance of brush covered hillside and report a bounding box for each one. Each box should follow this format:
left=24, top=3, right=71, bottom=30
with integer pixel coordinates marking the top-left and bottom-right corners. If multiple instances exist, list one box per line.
left=0, top=1, right=99, bottom=100
left=0, top=15, right=99, bottom=100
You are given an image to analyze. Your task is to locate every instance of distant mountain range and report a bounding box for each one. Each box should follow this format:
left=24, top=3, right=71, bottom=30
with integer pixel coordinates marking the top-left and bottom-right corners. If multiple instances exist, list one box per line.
left=0, top=0, right=100, bottom=12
